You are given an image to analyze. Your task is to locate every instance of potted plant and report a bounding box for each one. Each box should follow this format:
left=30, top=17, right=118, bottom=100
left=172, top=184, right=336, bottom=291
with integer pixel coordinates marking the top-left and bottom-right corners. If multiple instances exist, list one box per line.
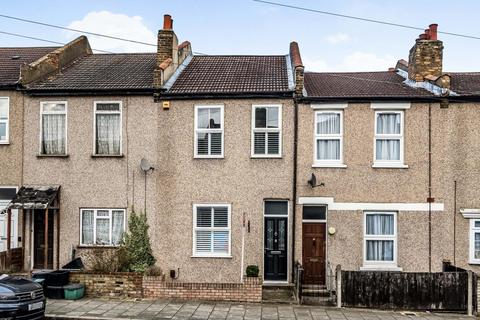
left=246, top=265, right=259, bottom=277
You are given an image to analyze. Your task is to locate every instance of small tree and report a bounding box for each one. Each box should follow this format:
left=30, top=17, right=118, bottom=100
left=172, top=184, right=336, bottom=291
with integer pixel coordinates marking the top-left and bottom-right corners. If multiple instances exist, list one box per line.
left=123, top=209, right=156, bottom=272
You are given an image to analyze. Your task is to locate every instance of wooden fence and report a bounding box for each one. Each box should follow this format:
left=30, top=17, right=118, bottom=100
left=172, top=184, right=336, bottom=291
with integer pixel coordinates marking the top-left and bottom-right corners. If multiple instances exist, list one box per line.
left=0, top=248, right=23, bottom=271
left=341, top=270, right=475, bottom=311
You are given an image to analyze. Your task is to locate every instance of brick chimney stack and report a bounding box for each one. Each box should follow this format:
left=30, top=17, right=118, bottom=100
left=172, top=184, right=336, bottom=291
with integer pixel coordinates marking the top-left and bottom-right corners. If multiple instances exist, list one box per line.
left=157, top=14, right=178, bottom=67
left=408, top=24, right=443, bottom=82
left=154, top=14, right=192, bottom=89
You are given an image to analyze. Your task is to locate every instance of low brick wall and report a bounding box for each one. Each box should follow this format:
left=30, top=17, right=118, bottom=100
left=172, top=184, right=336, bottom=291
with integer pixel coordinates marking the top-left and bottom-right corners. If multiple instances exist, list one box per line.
left=143, top=276, right=262, bottom=302
left=69, top=271, right=143, bottom=299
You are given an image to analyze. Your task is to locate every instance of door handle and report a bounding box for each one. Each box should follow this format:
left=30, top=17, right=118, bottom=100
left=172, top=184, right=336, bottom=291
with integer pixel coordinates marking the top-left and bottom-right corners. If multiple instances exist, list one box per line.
left=270, top=251, right=281, bottom=255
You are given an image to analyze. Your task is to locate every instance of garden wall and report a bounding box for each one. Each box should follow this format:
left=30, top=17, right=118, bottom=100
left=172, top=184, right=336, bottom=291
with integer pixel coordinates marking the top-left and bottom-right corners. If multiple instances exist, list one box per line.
left=69, top=271, right=143, bottom=299
left=143, top=276, right=262, bottom=302
left=69, top=272, right=263, bottom=302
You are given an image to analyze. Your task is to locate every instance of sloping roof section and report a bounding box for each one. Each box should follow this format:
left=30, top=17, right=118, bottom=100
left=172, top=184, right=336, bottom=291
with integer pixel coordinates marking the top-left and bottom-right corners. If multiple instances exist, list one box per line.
left=449, top=73, right=480, bottom=96
left=7, top=186, right=60, bottom=210
left=0, top=47, right=58, bottom=88
left=304, top=71, right=434, bottom=99
left=28, top=53, right=156, bottom=91
left=166, top=55, right=290, bottom=95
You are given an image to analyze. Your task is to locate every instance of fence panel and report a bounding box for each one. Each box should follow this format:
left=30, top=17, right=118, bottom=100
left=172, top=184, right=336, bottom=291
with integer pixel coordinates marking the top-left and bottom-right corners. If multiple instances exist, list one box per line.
left=341, top=271, right=468, bottom=311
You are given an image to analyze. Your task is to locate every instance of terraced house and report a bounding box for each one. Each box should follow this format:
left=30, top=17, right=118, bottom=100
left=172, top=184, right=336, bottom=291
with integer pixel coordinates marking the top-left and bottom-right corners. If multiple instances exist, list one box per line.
left=0, top=16, right=480, bottom=297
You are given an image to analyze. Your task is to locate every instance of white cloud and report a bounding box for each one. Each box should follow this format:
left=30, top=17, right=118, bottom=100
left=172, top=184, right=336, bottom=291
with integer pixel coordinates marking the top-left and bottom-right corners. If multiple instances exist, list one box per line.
left=339, top=51, right=395, bottom=71
left=65, top=11, right=156, bottom=53
left=326, top=33, right=351, bottom=44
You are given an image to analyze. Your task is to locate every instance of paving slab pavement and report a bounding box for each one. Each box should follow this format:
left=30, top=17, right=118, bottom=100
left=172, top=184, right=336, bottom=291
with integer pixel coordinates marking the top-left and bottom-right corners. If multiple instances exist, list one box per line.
left=45, top=298, right=474, bottom=320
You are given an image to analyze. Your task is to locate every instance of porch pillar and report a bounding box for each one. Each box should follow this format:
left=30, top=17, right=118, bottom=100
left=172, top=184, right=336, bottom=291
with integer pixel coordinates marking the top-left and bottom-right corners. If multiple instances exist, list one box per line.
left=21, top=209, right=25, bottom=270
left=6, top=208, right=11, bottom=269
left=44, top=208, right=48, bottom=269
left=56, top=210, right=60, bottom=269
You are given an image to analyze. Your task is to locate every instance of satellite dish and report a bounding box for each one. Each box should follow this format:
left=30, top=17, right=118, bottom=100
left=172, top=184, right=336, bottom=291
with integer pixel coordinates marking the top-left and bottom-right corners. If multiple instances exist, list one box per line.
left=307, top=173, right=317, bottom=188
left=140, top=158, right=154, bottom=172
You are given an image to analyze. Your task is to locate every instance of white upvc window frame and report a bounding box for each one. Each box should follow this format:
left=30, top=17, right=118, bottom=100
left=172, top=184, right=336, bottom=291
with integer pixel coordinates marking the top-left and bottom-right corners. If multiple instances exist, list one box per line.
left=469, top=219, right=480, bottom=264
left=192, top=203, right=231, bottom=258
left=373, top=110, right=406, bottom=168
left=39, top=101, right=68, bottom=155
left=79, top=208, right=126, bottom=247
left=363, top=211, right=398, bottom=270
left=194, top=105, right=224, bottom=159
left=93, top=101, right=123, bottom=156
left=313, top=110, right=345, bottom=167
left=0, top=97, right=10, bottom=144
left=251, top=104, right=282, bottom=158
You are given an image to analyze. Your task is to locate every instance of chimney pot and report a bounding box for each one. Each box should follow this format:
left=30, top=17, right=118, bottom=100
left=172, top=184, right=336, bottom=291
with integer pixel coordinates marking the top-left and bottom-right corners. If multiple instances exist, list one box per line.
left=429, top=23, right=438, bottom=40
left=425, top=29, right=431, bottom=39
left=419, top=33, right=427, bottom=40
left=163, top=14, right=173, bottom=30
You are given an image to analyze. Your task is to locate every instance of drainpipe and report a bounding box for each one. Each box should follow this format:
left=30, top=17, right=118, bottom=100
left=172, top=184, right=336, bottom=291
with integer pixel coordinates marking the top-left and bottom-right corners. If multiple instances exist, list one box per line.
left=291, top=97, right=299, bottom=281
left=453, top=180, right=457, bottom=267
left=428, top=102, right=432, bottom=273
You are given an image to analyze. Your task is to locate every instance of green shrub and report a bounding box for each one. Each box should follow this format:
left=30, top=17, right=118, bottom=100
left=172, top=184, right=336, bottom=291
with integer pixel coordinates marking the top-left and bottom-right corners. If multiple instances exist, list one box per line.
left=123, top=209, right=156, bottom=272
left=246, top=265, right=259, bottom=277
left=83, top=247, right=130, bottom=272
left=144, top=265, right=163, bottom=277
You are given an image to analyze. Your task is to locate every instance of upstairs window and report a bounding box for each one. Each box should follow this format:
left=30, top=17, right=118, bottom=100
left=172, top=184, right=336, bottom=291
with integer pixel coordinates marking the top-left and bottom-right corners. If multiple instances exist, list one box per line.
left=314, top=111, right=343, bottom=166
left=194, top=105, right=224, bottom=158
left=40, top=102, right=67, bottom=155
left=94, top=102, right=122, bottom=155
left=374, top=111, right=404, bottom=167
left=0, top=98, right=9, bottom=143
left=193, top=204, right=231, bottom=257
left=252, top=105, right=281, bottom=157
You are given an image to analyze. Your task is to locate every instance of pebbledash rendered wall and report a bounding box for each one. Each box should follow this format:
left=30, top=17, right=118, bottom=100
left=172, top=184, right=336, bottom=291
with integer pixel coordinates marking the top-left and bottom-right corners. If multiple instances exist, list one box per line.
left=22, top=95, right=294, bottom=283
left=296, top=101, right=480, bottom=273
left=69, top=272, right=262, bottom=302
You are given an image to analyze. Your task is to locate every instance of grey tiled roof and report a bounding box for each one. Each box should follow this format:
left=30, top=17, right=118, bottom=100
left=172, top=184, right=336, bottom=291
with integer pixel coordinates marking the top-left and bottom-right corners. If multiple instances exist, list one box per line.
left=304, top=71, right=434, bottom=99
left=0, top=47, right=57, bottom=87
left=29, top=53, right=157, bottom=91
left=166, top=55, right=290, bottom=95
left=449, top=73, right=480, bottom=96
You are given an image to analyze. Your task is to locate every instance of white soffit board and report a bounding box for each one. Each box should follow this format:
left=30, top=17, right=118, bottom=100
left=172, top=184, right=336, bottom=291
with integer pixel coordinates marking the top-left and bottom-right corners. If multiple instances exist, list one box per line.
left=298, top=197, right=444, bottom=211
left=311, top=103, right=348, bottom=110
left=370, top=102, right=411, bottom=109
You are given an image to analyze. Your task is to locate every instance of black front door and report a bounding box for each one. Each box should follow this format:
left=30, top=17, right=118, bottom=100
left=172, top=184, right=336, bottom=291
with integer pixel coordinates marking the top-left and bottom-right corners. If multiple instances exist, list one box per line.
left=264, top=217, right=288, bottom=281
left=33, top=210, right=54, bottom=269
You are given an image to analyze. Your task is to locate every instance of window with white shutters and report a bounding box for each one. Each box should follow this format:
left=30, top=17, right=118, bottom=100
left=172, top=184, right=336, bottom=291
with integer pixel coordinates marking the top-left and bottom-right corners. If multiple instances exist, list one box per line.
left=252, top=105, right=281, bottom=157
left=0, top=98, right=9, bottom=144
left=194, top=105, right=224, bottom=158
left=193, top=204, right=231, bottom=257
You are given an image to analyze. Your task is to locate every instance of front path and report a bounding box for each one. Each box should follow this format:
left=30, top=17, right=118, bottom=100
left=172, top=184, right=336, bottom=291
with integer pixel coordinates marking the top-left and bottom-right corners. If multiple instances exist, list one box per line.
left=46, top=299, right=473, bottom=320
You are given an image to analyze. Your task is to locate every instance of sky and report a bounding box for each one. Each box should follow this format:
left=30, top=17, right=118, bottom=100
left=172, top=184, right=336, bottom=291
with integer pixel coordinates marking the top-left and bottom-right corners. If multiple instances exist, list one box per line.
left=0, top=0, right=479, bottom=72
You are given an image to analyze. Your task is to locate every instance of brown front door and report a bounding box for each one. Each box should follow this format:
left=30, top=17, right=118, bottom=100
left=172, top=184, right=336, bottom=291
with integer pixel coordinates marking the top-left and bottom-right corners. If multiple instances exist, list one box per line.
left=33, top=210, right=54, bottom=269
left=302, top=223, right=326, bottom=285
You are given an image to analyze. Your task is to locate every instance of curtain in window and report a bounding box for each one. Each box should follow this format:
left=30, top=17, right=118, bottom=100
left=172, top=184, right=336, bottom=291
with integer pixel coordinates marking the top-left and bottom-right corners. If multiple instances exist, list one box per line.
left=366, top=214, right=394, bottom=235
left=96, top=218, right=110, bottom=245
left=96, top=114, right=120, bottom=155
left=82, top=210, right=94, bottom=245
left=0, top=123, right=5, bottom=141
left=475, top=233, right=480, bottom=259
left=377, top=113, right=400, bottom=134
left=112, top=210, right=124, bottom=245
left=317, top=113, right=340, bottom=134
left=317, top=140, right=340, bottom=160
left=366, top=240, right=394, bottom=261
left=42, top=114, right=66, bottom=154
left=376, top=140, right=400, bottom=160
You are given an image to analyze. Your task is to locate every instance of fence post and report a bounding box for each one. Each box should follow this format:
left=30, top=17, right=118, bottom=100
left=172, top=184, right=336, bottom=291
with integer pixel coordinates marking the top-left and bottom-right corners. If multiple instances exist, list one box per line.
left=468, top=270, right=473, bottom=316
left=336, top=264, right=342, bottom=308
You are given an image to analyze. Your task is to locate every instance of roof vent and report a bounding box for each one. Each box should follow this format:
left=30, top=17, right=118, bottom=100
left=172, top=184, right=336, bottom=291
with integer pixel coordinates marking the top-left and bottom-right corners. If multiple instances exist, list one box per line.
left=10, top=55, right=20, bottom=60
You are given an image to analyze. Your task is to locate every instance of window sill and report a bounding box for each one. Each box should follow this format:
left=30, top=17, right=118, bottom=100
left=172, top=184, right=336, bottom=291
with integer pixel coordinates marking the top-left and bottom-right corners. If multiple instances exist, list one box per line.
left=194, top=156, right=224, bottom=159
left=312, top=163, right=347, bottom=168
left=251, top=155, right=282, bottom=159
left=191, top=255, right=232, bottom=259
left=91, top=154, right=124, bottom=158
left=469, top=260, right=480, bottom=265
left=37, top=154, right=69, bottom=158
left=360, top=265, right=402, bottom=271
left=0, top=142, right=9, bottom=145
left=77, top=245, right=120, bottom=249
left=372, top=163, right=408, bottom=169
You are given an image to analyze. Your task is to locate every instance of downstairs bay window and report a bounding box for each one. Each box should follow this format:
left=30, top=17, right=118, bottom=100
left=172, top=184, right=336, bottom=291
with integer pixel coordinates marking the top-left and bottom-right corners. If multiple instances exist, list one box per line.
left=80, top=208, right=125, bottom=246
left=193, top=204, right=231, bottom=257
left=363, top=212, right=398, bottom=269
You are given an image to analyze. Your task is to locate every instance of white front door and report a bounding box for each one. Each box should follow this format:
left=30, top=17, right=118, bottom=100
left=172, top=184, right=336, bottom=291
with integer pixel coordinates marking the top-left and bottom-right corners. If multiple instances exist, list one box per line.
left=0, top=201, right=18, bottom=252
